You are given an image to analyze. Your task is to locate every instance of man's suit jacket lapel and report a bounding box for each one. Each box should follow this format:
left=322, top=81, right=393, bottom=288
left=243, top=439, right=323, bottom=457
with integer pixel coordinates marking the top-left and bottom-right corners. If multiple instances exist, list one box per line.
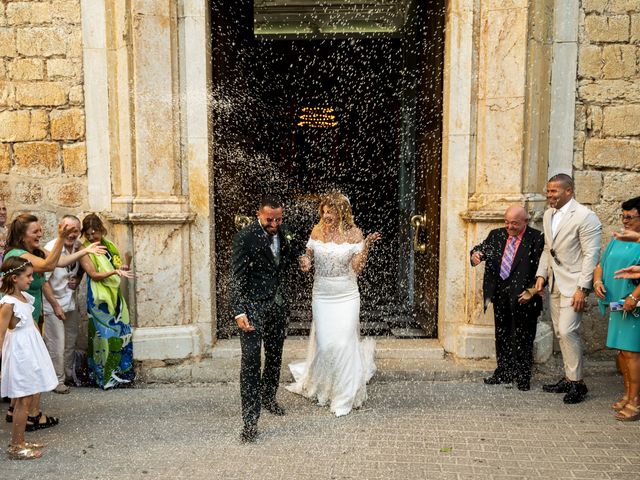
left=509, top=227, right=531, bottom=273
left=552, top=199, right=576, bottom=246
left=251, top=220, right=277, bottom=267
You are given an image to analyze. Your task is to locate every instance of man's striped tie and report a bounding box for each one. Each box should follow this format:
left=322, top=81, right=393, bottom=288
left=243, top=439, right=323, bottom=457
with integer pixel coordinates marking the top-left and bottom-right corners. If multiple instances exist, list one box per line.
left=499, top=236, right=517, bottom=280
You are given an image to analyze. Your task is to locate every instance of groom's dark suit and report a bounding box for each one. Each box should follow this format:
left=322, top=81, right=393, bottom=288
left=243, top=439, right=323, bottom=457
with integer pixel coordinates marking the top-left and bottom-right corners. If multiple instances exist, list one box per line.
left=470, top=225, right=544, bottom=385
left=230, top=219, right=296, bottom=428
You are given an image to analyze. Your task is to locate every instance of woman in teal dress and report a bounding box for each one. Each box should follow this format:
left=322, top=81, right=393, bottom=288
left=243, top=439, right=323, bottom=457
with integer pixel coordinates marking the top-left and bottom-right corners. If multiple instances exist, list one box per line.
left=78, top=214, right=135, bottom=389
left=594, top=196, right=640, bottom=422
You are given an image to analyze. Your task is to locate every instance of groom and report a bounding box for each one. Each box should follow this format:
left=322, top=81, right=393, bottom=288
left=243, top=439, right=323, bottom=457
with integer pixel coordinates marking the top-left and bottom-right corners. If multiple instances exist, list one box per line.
left=230, top=195, right=296, bottom=443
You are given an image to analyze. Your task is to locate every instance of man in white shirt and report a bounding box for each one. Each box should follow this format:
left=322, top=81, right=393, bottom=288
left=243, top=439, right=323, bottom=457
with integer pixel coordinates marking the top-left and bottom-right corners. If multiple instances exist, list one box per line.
left=535, top=174, right=602, bottom=404
left=42, top=215, right=83, bottom=394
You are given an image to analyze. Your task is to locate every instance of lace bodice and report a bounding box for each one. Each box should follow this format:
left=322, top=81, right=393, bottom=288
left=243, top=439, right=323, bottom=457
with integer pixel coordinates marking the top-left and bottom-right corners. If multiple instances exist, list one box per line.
left=307, top=238, right=364, bottom=278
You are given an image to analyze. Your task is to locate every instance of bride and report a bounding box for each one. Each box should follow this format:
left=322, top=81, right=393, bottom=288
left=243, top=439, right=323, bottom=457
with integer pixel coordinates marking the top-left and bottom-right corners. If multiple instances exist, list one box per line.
left=286, top=192, right=380, bottom=416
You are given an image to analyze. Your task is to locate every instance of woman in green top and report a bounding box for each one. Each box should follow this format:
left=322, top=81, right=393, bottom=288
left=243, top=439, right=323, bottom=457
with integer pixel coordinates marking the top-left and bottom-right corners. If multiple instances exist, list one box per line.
left=594, top=196, right=640, bottom=422
left=4, top=213, right=105, bottom=430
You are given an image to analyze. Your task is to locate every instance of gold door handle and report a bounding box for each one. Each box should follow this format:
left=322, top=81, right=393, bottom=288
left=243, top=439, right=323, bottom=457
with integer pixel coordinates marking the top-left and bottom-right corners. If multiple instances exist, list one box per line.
left=411, top=213, right=427, bottom=254
left=234, top=215, right=252, bottom=230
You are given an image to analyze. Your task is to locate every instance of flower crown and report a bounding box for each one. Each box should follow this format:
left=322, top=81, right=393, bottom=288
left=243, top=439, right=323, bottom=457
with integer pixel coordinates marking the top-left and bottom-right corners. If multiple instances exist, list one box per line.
left=0, top=260, right=32, bottom=277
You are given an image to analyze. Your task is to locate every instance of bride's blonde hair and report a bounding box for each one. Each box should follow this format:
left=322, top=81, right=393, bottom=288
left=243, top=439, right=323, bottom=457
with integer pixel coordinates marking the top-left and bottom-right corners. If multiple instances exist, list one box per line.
left=318, top=192, right=355, bottom=233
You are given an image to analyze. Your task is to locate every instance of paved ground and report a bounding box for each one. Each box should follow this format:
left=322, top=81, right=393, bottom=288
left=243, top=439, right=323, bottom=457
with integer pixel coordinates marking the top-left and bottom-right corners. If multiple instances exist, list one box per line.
left=1, top=370, right=639, bottom=480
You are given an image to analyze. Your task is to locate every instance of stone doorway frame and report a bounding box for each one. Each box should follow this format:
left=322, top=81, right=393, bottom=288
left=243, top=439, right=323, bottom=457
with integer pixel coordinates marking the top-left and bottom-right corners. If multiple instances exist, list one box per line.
left=79, top=0, right=573, bottom=362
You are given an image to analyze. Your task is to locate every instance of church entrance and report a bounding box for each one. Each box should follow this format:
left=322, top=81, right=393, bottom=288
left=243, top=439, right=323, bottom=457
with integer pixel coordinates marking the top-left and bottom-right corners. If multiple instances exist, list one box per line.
left=210, top=0, right=445, bottom=338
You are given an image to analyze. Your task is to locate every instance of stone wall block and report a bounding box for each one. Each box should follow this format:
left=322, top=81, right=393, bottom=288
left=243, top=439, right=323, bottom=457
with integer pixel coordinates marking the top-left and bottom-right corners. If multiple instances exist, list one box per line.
left=53, top=1, right=82, bottom=24
left=63, top=142, right=87, bottom=175
left=578, top=45, right=603, bottom=78
left=579, top=79, right=640, bottom=102
left=0, top=81, right=16, bottom=108
left=575, top=104, right=587, bottom=131
left=0, top=28, right=17, bottom=57
left=582, top=0, right=607, bottom=14
left=575, top=170, right=603, bottom=204
left=68, top=84, right=84, bottom=105
left=602, top=44, right=637, bottom=78
left=6, top=2, right=52, bottom=26
left=48, top=181, right=84, bottom=207
left=16, top=27, right=66, bottom=57
left=14, top=181, right=43, bottom=205
left=50, top=108, right=85, bottom=140
left=46, top=58, right=78, bottom=80
left=602, top=172, right=640, bottom=201
left=0, top=144, right=11, bottom=173
left=584, top=15, right=630, bottom=43
left=8, top=58, right=44, bottom=80
left=603, top=105, right=640, bottom=136
left=586, top=106, right=604, bottom=136
left=0, top=110, right=48, bottom=142
left=607, top=1, right=640, bottom=14
left=632, top=14, right=640, bottom=43
left=67, top=29, right=82, bottom=58
left=16, top=82, right=66, bottom=106
left=574, top=131, right=586, bottom=151
left=585, top=138, right=640, bottom=169
left=13, top=141, right=60, bottom=175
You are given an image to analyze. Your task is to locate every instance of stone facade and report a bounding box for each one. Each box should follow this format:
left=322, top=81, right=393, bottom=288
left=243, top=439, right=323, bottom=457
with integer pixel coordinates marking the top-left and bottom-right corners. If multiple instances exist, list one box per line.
left=0, top=0, right=635, bottom=377
left=0, top=0, right=87, bottom=233
left=576, top=0, right=640, bottom=351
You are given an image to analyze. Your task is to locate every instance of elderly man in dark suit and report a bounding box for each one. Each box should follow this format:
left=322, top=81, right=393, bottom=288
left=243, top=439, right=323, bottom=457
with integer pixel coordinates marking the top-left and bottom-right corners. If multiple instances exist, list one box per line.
left=471, top=205, right=544, bottom=391
left=230, top=195, right=298, bottom=443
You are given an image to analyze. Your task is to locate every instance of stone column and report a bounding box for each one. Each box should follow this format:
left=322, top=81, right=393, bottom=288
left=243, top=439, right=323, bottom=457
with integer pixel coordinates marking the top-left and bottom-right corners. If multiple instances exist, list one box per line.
left=81, top=0, right=213, bottom=363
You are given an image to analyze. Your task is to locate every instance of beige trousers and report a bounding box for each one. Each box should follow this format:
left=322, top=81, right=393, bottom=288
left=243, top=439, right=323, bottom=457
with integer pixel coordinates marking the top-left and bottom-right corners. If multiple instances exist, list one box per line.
left=43, top=310, right=81, bottom=385
left=549, top=283, right=584, bottom=381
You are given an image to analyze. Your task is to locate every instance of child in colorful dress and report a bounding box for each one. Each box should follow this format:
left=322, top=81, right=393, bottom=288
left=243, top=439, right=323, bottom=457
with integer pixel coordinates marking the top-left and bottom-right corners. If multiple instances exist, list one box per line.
left=0, top=257, right=58, bottom=460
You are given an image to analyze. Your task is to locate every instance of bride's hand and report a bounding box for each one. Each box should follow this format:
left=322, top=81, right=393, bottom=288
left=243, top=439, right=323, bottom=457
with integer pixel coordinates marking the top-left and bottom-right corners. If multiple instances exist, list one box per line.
left=299, top=255, right=312, bottom=272
left=364, top=232, right=381, bottom=248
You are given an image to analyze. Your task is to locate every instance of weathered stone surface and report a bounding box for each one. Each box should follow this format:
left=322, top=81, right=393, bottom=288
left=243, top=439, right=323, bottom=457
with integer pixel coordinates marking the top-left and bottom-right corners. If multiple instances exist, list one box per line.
left=16, top=27, right=66, bottom=56
left=8, top=57, right=44, bottom=80
left=586, top=106, right=603, bottom=135
left=67, top=29, right=82, bottom=58
left=574, top=130, right=586, bottom=151
left=68, top=84, right=84, bottom=105
left=0, top=110, right=48, bottom=142
left=49, top=181, right=84, bottom=207
left=51, top=108, right=85, bottom=140
left=602, top=172, right=640, bottom=201
left=14, top=181, right=43, bottom=205
left=0, top=28, right=17, bottom=57
left=607, top=0, right=640, bottom=14
left=53, top=1, right=82, bottom=24
left=0, top=144, right=11, bottom=173
left=603, top=105, right=640, bottom=136
left=575, top=170, right=603, bottom=204
left=579, top=80, right=640, bottom=102
left=578, top=45, right=602, bottom=78
left=47, top=58, right=78, bottom=80
left=6, top=2, right=52, bottom=26
left=602, top=44, right=637, bottom=78
left=63, top=142, right=86, bottom=175
left=585, top=138, right=640, bottom=170
left=0, top=81, right=16, bottom=108
left=632, top=14, right=640, bottom=43
left=16, top=82, right=66, bottom=106
left=582, top=0, right=607, bottom=14
left=13, top=141, right=60, bottom=175
left=584, top=14, right=630, bottom=43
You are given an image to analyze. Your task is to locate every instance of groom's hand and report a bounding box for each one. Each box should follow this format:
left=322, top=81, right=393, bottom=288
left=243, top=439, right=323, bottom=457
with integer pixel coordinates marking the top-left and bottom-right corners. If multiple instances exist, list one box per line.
left=236, top=314, right=255, bottom=332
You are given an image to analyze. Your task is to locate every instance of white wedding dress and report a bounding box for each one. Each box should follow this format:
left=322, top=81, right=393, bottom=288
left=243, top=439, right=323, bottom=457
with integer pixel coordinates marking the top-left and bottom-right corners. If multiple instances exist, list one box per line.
left=286, top=238, right=376, bottom=416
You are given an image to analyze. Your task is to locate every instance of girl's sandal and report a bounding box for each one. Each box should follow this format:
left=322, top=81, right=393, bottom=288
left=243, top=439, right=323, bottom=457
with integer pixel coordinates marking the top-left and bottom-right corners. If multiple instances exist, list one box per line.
left=612, top=396, right=629, bottom=411
left=5, top=405, right=13, bottom=423
left=7, top=444, right=43, bottom=460
left=7, top=441, right=45, bottom=449
left=615, top=403, right=640, bottom=422
left=26, top=412, right=59, bottom=432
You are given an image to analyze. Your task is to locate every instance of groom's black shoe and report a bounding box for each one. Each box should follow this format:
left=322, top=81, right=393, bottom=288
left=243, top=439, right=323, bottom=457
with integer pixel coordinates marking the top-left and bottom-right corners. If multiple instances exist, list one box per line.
left=240, top=424, right=258, bottom=443
left=542, top=378, right=571, bottom=393
left=263, top=401, right=286, bottom=416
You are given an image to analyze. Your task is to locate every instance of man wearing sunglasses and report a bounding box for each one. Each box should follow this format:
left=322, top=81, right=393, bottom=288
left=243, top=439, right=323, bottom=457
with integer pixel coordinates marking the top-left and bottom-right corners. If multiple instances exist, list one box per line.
left=535, top=173, right=602, bottom=404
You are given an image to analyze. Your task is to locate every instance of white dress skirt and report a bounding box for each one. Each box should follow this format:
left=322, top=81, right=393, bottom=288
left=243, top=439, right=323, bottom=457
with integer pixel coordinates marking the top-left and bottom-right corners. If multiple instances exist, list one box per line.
left=286, top=239, right=376, bottom=417
left=1, top=293, right=58, bottom=398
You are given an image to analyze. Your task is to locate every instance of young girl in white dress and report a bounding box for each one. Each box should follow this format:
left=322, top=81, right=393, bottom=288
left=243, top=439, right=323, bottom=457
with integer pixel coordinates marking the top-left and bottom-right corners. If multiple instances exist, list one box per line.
left=0, top=257, right=58, bottom=460
left=287, top=192, right=380, bottom=416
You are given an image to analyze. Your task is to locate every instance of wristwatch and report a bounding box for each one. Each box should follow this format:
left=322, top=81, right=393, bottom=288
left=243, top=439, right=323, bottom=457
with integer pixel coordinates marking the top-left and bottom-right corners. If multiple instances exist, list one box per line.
left=576, top=286, right=590, bottom=294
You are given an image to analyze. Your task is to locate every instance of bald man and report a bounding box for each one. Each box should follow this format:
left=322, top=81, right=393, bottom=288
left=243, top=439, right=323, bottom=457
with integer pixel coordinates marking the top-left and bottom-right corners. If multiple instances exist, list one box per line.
left=471, top=205, right=544, bottom=390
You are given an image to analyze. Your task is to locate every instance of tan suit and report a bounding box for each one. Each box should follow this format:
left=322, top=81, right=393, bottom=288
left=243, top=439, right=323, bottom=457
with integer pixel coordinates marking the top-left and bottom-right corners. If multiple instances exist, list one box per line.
left=536, top=198, right=602, bottom=380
